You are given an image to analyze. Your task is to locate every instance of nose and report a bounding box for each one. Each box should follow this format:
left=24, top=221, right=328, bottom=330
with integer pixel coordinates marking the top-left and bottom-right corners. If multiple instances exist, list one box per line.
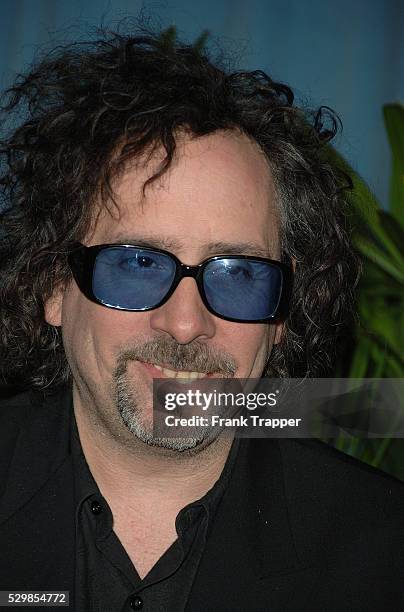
left=149, top=276, right=216, bottom=344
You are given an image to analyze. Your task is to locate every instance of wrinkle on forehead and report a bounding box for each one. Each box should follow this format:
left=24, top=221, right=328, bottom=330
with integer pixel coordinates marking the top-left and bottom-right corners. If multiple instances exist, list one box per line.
left=87, top=129, right=280, bottom=257
left=100, top=128, right=274, bottom=204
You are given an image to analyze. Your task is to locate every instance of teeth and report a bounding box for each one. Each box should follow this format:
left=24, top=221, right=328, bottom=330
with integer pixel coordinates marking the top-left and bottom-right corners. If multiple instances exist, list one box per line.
left=153, top=364, right=207, bottom=381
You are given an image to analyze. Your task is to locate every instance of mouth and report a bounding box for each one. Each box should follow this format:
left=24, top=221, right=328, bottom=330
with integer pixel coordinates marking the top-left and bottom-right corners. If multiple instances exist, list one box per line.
left=139, top=361, right=218, bottom=383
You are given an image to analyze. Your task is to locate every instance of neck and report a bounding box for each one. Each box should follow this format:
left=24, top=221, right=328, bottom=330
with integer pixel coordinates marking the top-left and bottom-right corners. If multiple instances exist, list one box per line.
left=72, top=384, right=234, bottom=513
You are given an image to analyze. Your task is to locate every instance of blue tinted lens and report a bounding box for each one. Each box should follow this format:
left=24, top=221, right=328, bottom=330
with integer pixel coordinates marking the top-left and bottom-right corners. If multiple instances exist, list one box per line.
left=93, top=247, right=176, bottom=309
left=203, top=258, right=282, bottom=320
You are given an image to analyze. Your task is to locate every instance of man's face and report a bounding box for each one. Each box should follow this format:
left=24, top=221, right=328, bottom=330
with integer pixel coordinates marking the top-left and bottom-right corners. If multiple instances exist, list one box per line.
left=46, top=130, right=283, bottom=451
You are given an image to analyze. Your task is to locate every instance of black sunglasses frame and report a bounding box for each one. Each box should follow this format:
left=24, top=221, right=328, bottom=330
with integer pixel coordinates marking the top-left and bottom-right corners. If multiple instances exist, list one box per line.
left=67, top=242, right=293, bottom=324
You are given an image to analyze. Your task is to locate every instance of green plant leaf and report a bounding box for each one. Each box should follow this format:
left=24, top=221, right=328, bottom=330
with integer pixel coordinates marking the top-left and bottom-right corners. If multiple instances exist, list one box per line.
left=354, top=235, right=404, bottom=283
left=348, top=333, right=370, bottom=378
left=383, top=104, right=404, bottom=228
left=157, top=26, right=178, bottom=50
left=363, top=221, right=404, bottom=269
left=378, top=210, right=404, bottom=257
left=370, top=438, right=392, bottom=468
left=325, top=145, right=380, bottom=226
left=306, top=108, right=404, bottom=476
left=193, top=30, right=209, bottom=54
left=325, top=146, right=404, bottom=269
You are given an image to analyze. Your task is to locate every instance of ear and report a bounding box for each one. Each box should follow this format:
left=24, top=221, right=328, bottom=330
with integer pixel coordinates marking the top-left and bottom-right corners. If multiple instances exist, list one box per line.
left=272, top=255, right=295, bottom=346
left=273, top=255, right=296, bottom=344
left=44, top=286, right=64, bottom=327
left=273, top=320, right=284, bottom=345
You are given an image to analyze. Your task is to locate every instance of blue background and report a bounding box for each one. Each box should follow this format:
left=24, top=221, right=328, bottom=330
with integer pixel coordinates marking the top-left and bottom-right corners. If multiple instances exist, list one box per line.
left=0, top=0, right=403, bottom=206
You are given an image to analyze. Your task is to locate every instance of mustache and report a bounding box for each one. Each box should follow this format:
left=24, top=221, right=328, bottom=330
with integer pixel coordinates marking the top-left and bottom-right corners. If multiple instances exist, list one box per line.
left=115, top=337, right=237, bottom=376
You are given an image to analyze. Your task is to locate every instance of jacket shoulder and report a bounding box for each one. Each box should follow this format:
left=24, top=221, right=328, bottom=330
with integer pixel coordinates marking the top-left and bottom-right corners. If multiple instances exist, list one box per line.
left=0, top=389, right=36, bottom=439
left=284, top=437, right=404, bottom=490
left=0, top=390, right=45, bottom=492
left=279, top=438, right=404, bottom=568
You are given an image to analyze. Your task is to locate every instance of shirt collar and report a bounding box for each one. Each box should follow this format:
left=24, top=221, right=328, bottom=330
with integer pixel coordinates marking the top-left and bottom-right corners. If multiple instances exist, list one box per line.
left=70, top=394, right=240, bottom=537
left=70, top=404, right=99, bottom=507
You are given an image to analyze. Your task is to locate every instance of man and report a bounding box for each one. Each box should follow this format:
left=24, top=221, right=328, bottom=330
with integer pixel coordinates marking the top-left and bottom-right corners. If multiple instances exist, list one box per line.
left=0, top=27, right=403, bottom=611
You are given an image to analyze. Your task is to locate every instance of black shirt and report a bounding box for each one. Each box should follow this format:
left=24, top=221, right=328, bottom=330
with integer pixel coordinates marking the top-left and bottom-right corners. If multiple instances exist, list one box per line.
left=70, top=407, right=240, bottom=612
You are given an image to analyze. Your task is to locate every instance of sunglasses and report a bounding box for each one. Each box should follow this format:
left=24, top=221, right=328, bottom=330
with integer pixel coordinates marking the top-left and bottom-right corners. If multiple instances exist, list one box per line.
left=67, top=242, right=293, bottom=323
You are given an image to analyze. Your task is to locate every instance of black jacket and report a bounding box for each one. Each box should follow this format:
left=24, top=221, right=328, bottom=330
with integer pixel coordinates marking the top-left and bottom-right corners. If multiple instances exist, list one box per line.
left=1, top=386, right=404, bottom=611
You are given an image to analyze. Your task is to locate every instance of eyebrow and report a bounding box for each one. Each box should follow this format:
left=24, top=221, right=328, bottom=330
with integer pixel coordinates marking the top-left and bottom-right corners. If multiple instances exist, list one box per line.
left=111, top=234, right=273, bottom=259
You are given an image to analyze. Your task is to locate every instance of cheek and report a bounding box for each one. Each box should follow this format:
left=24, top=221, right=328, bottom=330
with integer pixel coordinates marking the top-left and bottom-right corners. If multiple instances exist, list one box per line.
left=219, top=322, right=271, bottom=375
left=60, top=283, right=115, bottom=374
left=60, top=285, right=96, bottom=369
left=61, top=283, right=151, bottom=373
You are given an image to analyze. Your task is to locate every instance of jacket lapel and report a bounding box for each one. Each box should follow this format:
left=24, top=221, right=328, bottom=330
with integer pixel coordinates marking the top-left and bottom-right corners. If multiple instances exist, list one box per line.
left=187, top=438, right=323, bottom=610
left=0, top=389, right=322, bottom=608
left=0, top=388, right=75, bottom=595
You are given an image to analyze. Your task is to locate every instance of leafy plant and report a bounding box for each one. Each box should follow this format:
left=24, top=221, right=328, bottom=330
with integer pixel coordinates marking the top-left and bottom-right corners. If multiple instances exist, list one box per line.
left=333, top=104, right=404, bottom=478
left=157, top=25, right=209, bottom=54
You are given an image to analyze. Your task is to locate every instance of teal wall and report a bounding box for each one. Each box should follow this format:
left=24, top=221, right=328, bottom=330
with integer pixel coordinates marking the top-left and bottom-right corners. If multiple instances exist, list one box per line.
left=0, top=0, right=403, bottom=206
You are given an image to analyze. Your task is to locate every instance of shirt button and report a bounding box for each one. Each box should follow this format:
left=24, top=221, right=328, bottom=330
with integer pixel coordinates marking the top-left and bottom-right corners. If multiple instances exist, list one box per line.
left=129, top=595, right=143, bottom=610
left=90, top=499, right=102, bottom=515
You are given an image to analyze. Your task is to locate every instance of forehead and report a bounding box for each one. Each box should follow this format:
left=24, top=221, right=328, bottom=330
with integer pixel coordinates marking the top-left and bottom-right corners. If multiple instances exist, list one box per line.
left=91, top=130, right=280, bottom=259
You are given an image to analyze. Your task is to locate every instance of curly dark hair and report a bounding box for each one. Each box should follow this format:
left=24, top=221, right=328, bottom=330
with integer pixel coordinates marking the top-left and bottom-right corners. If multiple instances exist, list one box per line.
left=0, top=25, right=361, bottom=390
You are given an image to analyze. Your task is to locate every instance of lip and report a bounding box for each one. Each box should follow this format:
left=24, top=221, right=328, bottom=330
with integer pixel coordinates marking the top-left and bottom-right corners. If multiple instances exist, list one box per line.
left=139, top=361, right=216, bottom=380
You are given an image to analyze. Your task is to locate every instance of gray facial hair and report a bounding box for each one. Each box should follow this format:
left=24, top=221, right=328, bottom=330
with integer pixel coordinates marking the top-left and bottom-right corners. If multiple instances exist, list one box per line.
left=113, top=337, right=237, bottom=452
